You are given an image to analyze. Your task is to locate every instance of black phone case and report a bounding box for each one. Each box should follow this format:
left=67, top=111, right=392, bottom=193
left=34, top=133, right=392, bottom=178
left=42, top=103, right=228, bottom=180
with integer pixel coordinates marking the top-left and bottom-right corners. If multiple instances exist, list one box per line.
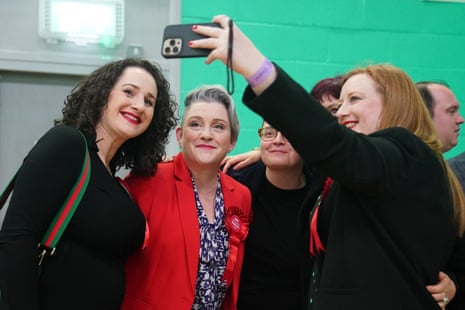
left=161, top=23, right=220, bottom=58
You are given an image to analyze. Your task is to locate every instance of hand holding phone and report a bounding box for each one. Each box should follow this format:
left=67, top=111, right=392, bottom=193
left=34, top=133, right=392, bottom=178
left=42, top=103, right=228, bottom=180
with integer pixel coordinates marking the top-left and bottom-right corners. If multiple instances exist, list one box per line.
left=161, top=23, right=220, bottom=58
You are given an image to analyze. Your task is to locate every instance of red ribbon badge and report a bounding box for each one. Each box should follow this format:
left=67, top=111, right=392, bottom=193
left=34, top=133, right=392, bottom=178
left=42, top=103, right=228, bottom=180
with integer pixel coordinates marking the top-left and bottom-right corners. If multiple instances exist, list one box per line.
left=222, top=205, right=251, bottom=286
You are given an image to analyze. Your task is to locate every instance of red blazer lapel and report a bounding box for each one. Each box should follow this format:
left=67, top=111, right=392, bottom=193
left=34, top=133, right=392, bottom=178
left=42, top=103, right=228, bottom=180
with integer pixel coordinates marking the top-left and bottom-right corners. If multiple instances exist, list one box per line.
left=173, top=154, right=200, bottom=295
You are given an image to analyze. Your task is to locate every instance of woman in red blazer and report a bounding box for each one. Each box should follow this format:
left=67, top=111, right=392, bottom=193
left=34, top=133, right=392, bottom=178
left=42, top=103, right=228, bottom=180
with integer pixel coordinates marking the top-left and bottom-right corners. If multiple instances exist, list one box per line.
left=121, top=85, right=252, bottom=310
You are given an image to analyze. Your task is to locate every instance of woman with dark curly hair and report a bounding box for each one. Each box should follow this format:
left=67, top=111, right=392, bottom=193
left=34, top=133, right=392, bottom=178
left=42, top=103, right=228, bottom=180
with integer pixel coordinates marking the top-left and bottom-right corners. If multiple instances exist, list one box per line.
left=0, top=58, right=177, bottom=310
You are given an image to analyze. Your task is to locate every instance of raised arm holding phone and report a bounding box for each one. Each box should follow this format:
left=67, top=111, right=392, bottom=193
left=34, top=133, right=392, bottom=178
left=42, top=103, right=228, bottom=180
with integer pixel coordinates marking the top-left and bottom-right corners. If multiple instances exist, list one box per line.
left=189, top=15, right=465, bottom=310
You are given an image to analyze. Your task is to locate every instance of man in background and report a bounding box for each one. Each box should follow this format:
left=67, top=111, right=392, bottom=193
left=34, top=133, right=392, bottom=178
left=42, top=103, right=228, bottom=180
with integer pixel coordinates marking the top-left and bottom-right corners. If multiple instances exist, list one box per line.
left=416, top=81, right=464, bottom=153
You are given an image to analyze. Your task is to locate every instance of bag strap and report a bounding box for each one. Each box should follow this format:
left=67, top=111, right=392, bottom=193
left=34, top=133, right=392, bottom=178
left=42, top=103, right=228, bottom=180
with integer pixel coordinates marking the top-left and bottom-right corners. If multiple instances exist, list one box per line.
left=38, top=132, right=91, bottom=264
left=0, top=170, right=18, bottom=209
left=0, top=131, right=91, bottom=265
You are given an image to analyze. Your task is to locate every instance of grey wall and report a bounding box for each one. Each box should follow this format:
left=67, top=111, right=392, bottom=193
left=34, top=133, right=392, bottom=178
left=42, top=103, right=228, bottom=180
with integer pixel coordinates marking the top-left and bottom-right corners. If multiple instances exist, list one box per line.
left=0, top=0, right=181, bottom=222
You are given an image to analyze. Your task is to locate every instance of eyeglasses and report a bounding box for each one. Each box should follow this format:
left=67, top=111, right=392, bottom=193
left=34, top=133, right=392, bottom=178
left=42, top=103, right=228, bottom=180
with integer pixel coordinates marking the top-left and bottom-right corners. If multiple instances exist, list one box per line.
left=257, top=127, right=288, bottom=141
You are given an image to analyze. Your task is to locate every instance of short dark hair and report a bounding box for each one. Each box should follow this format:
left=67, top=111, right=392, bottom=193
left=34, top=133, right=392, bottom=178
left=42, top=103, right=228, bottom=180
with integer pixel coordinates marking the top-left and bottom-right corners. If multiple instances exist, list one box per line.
left=309, top=75, right=344, bottom=102
left=61, top=58, right=178, bottom=176
left=415, top=81, right=450, bottom=117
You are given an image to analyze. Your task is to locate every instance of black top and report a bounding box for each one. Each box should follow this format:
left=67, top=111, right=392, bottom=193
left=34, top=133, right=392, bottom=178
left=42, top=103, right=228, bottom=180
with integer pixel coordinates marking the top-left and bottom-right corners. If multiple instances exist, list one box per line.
left=242, top=67, right=456, bottom=310
left=0, top=125, right=146, bottom=310
left=229, top=161, right=312, bottom=309
left=447, top=152, right=465, bottom=310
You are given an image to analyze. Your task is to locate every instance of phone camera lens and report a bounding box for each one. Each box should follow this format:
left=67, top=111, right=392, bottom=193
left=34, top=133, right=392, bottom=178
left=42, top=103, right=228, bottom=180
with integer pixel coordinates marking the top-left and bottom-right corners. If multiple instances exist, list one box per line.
left=169, top=39, right=176, bottom=46
left=173, top=46, right=179, bottom=53
left=164, top=47, right=171, bottom=54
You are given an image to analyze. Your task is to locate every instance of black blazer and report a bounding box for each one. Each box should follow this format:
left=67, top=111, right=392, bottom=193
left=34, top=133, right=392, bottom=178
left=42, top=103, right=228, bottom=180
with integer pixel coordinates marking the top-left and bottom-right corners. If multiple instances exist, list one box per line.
left=241, top=67, right=456, bottom=310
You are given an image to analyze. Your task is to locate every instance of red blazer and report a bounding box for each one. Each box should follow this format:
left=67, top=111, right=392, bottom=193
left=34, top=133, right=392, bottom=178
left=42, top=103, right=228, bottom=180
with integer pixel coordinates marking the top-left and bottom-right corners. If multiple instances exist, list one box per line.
left=121, top=153, right=252, bottom=310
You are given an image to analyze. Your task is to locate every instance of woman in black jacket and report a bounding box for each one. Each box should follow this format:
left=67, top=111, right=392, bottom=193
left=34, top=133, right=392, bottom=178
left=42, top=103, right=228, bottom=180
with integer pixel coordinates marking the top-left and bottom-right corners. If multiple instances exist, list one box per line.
left=191, top=15, right=465, bottom=310
left=0, top=58, right=177, bottom=310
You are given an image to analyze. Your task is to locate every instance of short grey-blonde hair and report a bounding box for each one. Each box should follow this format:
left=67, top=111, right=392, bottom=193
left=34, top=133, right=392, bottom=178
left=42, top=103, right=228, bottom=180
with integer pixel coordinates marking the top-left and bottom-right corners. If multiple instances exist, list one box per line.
left=182, top=85, right=240, bottom=142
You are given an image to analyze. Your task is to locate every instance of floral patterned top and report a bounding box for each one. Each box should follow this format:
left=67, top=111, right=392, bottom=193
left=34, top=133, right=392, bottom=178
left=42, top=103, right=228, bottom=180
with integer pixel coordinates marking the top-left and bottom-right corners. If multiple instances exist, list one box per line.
left=191, top=175, right=229, bottom=310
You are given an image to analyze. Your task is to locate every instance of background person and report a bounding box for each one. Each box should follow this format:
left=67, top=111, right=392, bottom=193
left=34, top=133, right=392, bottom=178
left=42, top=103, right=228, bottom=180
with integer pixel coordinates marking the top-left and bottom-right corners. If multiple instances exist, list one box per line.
left=0, top=58, right=177, bottom=310
left=309, top=75, right=344, bottom=116
left=226, top=121, right=312, bottom=309
left=416, top=81, right=464, bottom=153
left=121, top=85, right=252, bottom=310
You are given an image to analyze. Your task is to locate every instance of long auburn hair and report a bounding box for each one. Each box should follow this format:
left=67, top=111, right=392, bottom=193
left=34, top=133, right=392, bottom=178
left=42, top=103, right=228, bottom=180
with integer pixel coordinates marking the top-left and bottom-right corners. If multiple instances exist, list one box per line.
left=345, top=64, right=465, bottom=236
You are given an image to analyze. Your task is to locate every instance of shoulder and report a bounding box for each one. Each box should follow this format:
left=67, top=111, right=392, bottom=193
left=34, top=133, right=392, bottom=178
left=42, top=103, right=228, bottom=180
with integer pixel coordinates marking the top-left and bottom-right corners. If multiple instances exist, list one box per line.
left=32, top=125, right=86, bottom=157
left=371, top=127, right=435, bottom=156
left=226, top=161, right=265, bottom=185
left=24, top=125, right=86, bottom=170
left=15, top=126, right=88, bottom=197
left=449, top=151, right=465, bottom=180
left=371, top=126, right=418, bottom=141
left=40, top=125, right=84, bottom=145
left=369, top=128, right=448, bottom=189
left=449, top=151, right=465, bottom=167
left=124, top=161, right=175, bottom=197
left=220, top=172, right=252, bottom=209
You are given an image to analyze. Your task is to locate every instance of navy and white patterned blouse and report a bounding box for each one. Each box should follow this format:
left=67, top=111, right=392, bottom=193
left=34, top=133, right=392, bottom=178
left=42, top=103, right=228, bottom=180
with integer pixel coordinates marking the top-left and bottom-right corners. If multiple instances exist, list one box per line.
left=191, top=174, right=229, bottom=310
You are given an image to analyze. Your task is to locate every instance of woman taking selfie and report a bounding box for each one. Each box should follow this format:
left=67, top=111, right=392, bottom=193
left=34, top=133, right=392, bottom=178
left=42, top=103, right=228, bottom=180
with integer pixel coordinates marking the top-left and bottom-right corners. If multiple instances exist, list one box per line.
left=190, top=16, right=465, bottom=310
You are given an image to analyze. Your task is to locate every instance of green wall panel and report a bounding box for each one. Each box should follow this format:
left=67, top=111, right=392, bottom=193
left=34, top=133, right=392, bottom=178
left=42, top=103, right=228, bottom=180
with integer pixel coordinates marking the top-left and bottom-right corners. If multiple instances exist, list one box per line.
left=181, top=0, right=465, bottom=158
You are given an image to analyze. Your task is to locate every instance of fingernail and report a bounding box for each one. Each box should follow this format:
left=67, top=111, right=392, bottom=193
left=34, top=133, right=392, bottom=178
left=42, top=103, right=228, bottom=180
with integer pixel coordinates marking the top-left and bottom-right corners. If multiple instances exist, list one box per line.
left=192, top=25, right=198, bottom=30
left=188, top=41, right=193, bottom=46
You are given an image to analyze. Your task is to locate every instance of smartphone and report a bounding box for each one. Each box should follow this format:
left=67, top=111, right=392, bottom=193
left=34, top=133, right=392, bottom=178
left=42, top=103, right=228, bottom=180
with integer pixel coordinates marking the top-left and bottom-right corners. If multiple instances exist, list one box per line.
left=161, top=23, right=220, bottom=58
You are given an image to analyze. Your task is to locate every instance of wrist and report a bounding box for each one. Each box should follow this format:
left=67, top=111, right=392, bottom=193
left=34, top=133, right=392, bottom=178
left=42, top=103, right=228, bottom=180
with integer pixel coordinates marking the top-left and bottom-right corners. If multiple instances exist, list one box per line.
left=246, top=58, right=274, bottom=88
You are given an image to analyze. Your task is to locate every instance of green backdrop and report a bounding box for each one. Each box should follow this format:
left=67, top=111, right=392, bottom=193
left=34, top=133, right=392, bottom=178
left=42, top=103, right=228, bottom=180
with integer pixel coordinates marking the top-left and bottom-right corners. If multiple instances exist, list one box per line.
left=180, top=0, right=465, bottom=159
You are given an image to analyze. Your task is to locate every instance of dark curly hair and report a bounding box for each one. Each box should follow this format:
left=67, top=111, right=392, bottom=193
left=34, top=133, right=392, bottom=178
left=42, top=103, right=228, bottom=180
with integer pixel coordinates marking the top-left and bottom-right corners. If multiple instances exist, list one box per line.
left=60, top=58, right=178, bottom=176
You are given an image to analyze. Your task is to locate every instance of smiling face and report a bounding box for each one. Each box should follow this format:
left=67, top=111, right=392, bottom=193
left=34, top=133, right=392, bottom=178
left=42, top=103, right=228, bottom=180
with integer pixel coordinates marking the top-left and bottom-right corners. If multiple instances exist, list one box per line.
left=336, top=73, right=384, bottom=134
left=429, top=84, right=464, bottom=152
left=176, top=100, right=235, bottom=169
left=96, top=66, right=156, bottom=144
left=259, top=122, right=302, bottom=170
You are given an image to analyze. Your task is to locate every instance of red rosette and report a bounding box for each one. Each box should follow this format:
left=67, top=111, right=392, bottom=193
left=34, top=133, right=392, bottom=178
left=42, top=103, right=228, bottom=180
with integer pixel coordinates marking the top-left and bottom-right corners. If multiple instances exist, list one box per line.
left=222, top=205, right=252, bottom=286
left=224, top=205, right=251, bottom=241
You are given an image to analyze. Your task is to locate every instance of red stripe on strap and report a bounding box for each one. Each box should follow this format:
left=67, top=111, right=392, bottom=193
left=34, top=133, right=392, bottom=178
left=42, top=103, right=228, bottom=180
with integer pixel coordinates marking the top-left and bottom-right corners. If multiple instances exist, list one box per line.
left=42, top=150, right=90, bottom=248
left=309, top=177, right=332, bottom=256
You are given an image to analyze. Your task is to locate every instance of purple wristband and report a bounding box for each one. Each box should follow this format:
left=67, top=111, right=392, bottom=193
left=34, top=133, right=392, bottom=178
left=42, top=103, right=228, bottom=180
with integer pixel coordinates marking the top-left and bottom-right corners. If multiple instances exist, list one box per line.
left=246, top=59, right=274, bottom=88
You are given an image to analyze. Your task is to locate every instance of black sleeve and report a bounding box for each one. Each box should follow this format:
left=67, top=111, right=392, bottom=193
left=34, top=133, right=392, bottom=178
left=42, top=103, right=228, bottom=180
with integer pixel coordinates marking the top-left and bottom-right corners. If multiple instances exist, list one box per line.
left=445, top=237, right=465, bottom=310
left=0, top=125, right=86, bottom=310
left=242, top=66, right=440, bottom=195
